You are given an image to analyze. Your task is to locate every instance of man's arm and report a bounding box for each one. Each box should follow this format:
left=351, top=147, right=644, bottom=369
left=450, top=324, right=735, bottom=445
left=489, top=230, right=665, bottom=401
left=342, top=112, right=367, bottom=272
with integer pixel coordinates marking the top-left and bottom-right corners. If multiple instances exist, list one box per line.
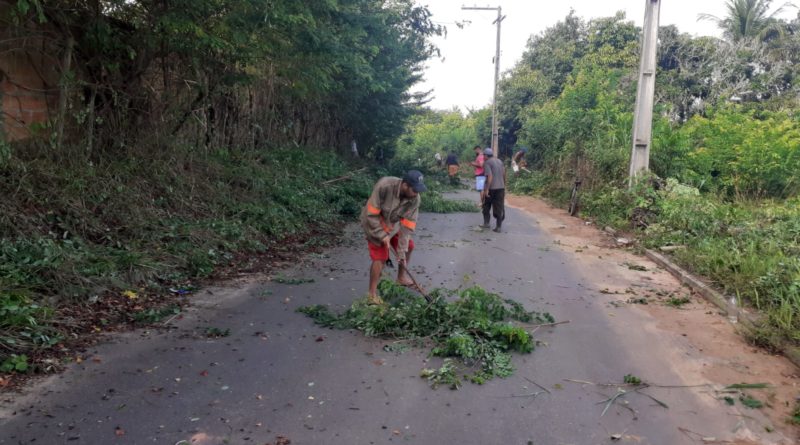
left=483, top=167, right=493, bottom=200
left=395, top=200, right=419, bottom=263
left=364, top=183, right=388, bottom=243
left=470, top=156, right=484, bottom=168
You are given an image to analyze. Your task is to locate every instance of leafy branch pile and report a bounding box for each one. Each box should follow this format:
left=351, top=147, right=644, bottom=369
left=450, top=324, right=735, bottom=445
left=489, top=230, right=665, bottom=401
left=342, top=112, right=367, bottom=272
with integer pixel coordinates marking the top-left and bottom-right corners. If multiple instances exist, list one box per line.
left=298, top=280, right=553, bottom=389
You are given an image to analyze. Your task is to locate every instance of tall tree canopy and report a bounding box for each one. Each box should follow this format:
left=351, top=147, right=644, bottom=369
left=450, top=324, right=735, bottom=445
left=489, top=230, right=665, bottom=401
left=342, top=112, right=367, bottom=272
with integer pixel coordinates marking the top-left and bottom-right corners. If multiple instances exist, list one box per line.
left=1, top=0, right=442, bottom=157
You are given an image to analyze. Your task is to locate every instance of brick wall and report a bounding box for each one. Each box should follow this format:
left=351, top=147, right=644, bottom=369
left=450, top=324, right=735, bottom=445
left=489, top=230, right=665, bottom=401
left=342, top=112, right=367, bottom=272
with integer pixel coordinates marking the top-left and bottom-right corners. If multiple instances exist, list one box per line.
left=0, top=3, right=60, bottom=142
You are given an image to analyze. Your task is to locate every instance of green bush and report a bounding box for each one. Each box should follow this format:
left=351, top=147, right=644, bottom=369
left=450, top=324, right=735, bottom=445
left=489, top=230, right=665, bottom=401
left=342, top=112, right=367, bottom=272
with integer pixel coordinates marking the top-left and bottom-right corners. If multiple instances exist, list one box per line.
left=671, top=109, right=800, bottom=199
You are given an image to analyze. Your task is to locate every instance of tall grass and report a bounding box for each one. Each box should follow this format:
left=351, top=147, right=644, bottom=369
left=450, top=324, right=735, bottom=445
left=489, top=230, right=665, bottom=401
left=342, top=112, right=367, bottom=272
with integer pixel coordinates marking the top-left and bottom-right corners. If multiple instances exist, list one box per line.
left=568, top=181, right=800, bottom=348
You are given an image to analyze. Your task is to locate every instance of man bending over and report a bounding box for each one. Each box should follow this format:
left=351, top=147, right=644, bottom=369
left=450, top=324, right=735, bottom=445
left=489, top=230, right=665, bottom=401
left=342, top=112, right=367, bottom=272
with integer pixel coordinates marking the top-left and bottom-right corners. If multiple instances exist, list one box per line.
left=360, top=170, right=427, bottom=304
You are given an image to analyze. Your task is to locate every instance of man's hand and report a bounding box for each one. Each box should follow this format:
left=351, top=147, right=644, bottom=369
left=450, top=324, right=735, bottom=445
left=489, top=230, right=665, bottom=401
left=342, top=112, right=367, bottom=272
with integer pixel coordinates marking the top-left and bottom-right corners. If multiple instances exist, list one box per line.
left=481, top=190, right=488, bottom=202
left=382, top=236, right=391, bottom=250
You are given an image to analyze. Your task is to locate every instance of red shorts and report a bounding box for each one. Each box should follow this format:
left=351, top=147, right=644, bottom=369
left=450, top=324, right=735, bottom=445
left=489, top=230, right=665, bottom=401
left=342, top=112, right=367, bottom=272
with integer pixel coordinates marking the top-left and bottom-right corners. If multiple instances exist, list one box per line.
left=368, top=235, right=415, bottom=261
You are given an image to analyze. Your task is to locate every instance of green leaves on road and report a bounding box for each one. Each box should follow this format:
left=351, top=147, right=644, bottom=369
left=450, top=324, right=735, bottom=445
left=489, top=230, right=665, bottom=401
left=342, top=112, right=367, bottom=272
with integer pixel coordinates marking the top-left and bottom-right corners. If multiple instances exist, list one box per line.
left=297, top=280, right=554, bottom=389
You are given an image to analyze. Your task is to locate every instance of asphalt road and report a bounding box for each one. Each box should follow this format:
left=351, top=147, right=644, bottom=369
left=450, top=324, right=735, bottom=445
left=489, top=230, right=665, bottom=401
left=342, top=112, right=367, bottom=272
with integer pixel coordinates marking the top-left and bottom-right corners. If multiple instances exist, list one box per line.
left=0, top=191, right=787, bottom=445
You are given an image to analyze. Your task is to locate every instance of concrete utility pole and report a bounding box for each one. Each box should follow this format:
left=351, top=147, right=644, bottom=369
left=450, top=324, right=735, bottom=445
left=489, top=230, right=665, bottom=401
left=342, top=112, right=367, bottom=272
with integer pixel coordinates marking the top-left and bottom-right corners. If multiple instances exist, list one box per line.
left=628, top=0, right=661, bottom=186
left=462, top=5, right=505, bottom=154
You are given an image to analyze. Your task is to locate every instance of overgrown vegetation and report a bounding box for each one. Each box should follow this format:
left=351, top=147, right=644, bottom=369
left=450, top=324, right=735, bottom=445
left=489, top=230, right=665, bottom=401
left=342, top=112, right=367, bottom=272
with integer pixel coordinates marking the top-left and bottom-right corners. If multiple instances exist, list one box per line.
left=1, top=0, right=449, bottom=376
left=0, top=147, right=375, bottom=373
left=297, top=280, right=553, bottom=388
left=406, top=6, right=800, bottom=349
left=394, top=108, right=492, bottom=167
left=2, top=1, right=441, bottom=157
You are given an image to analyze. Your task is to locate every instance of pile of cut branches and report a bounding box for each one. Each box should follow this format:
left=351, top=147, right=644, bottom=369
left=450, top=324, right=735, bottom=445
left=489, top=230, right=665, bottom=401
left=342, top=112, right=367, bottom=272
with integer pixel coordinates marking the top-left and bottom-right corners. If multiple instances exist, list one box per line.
left=297, top=280, right=554, bottom=389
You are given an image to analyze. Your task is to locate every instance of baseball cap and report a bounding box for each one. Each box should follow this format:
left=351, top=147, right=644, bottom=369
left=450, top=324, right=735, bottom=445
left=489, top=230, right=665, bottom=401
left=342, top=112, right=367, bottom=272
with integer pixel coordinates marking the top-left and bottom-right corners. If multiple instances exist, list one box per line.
left=484, top=148, right=494, bottom=156
left=403, top=170, right=427, bottom=193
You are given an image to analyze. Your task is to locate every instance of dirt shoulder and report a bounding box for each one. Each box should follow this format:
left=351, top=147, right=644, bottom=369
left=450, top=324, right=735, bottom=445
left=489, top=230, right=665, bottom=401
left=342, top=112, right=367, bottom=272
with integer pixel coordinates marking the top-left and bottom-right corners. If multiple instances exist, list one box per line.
left=508, top=194, right=800, bottom=440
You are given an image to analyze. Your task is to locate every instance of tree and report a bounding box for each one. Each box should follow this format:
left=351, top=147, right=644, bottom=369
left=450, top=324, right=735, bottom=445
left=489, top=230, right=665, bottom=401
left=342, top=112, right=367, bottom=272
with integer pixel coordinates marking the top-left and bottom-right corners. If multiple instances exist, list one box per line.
left=3, top=1, right=442, bottom=155
left=518, top=10, right=587, bottom=98
left=698, top=0, right=794, bottom=42
left=497, top=66, right=552, bottom=155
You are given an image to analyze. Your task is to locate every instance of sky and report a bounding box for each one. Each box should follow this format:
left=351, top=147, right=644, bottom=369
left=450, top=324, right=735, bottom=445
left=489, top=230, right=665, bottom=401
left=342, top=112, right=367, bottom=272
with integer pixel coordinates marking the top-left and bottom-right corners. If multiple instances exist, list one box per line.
left=413, top=0, right=798, bottom=111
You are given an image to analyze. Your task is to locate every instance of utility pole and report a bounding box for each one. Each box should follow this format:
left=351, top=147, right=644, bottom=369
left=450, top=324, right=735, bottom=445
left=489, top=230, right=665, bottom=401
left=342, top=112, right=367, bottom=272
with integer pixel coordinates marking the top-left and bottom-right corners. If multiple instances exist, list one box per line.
left=462, top=5, right=505, bottom=154
left=628, top=0, right=661, bottom=186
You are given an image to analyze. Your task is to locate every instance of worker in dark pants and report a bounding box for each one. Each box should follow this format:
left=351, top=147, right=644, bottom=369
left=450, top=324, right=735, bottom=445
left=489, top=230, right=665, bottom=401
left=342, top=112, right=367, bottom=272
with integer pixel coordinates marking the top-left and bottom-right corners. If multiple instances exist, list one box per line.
left=480, top=148, right=506, bottom=232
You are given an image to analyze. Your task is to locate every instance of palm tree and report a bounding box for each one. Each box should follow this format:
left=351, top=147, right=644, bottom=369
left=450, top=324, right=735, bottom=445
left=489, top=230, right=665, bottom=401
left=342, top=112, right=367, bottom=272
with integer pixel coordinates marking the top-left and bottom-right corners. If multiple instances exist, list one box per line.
left=698, top=0, right=795, bottom=42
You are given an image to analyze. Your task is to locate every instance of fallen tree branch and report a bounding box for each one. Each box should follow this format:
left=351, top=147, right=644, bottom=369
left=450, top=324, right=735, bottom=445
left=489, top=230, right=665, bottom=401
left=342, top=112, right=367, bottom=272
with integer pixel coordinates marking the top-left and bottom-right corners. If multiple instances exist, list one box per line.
left=524, top=377, right=551, bottom=394
left=320, top=167, right=368, bottom=185
left=530, top=320, right=571, bottom=328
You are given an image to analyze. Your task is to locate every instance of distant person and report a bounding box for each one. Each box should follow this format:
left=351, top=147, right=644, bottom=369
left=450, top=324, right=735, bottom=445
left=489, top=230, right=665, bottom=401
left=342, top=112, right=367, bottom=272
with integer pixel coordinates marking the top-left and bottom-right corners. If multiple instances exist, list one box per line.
left=512, top=147, right=528, bottom=173
left=470, top=145, right=486, bottom=204
left=434, top=152, right=443, bottom=168
left=481, top=148, right=506, bottom=232
left=361, top=171, right=427, bottom=305
left=446, top=151, right=459, bottom=184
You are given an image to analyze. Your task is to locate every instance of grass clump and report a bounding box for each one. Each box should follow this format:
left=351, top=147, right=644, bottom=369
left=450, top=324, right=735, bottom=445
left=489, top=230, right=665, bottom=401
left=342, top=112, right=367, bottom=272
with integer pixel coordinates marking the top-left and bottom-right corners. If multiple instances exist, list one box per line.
left=790, top=399, right=800, bottom=425
left=739, top=395, right=764, bottom=409
left=132, top=305, right=180, bottom=324
left=0, top=293, right=60, bottom=373
left=297, top=280, right=553, bottom=388
left=665, top=296, right=691, bottom=308
left=623, top=374, right=642, bottom=385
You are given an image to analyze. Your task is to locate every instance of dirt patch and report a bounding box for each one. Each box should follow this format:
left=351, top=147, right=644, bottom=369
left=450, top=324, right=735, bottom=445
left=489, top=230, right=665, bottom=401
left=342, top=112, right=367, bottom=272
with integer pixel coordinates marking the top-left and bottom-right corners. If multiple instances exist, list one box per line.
left=508, top=194, right=800, bottom=441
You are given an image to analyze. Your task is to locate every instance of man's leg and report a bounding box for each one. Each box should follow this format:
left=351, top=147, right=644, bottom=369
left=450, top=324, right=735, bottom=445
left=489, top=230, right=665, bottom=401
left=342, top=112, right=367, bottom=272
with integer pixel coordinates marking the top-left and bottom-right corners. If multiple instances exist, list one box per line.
left=367, top=240, right=388, bottom=304
left=397, top=249, right=413, bottom=286
left=391, top=237, right=414, bottom=286
left=493, top=189, right=506, bottom=232
left=481, top=192, right=492, bottom=227
left=369, top=260, right=384, bottom=299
